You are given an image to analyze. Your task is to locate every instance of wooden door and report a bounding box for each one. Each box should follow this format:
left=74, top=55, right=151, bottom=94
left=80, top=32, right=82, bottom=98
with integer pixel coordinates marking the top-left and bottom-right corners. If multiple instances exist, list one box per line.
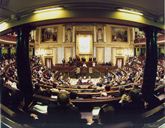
left=116, top=58, right=124, bottom=68
left=45, top=57, right=53, bottom=68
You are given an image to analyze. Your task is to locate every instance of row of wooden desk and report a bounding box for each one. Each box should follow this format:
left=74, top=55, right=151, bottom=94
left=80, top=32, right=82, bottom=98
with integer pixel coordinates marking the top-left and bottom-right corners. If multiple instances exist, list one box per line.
left=53, top=64, right=117, bottom=74
left=33, top=94, right=121, bottom=104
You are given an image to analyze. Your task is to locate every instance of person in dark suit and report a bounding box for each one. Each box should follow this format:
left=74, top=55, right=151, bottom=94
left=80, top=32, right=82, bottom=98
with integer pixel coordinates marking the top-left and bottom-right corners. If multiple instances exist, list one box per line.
left=99, top=104, right=116, bottom=124
left=0, top=74, right=4, bottom=87
left=47, top=92, right=82, bottom=127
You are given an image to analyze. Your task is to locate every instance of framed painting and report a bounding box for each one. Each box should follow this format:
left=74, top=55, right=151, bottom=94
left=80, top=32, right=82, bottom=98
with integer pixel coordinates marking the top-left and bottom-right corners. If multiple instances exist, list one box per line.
left=112, top=27, right=128, bottom=42
left=41, top=27, right=57, bottom=43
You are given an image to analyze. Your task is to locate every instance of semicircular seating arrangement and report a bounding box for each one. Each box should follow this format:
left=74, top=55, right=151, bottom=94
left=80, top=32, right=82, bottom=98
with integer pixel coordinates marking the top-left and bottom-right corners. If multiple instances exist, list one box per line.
left=1, top=55, right=164, bottom=106
left=1, top=55, right=165, bottom=128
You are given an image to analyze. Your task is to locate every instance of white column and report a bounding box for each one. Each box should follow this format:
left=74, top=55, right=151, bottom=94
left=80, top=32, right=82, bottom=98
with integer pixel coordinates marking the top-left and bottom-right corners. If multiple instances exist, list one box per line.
left=73, top=26, right=75, bottom=42
left=62, top=25, right=65, bottom=43
left=105, top=47, right=111, bottom=63
left=103, top=26, right=106, bottom=43
left=57, top=47, right=64, bottom=63
left=94, top=26, right=97, bottom=43
left=93, top=47, right=96, bottom=58
left=73, top=46, right=76, bottom=58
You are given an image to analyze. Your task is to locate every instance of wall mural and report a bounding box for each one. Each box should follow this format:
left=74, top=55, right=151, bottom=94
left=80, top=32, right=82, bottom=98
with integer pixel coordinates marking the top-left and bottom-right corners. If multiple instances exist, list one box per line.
left=41, top=27, right=57, bottom=42
left=112, top=27, right=128, bottom=42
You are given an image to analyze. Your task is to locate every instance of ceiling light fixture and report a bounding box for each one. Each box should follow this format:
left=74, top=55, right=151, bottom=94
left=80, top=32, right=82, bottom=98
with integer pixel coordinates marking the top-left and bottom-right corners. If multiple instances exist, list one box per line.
left=34, top=7, right=63, bottom=13
left=118, top=8, right=143, bottom=16
left=0, top=21, right=9, bottom=32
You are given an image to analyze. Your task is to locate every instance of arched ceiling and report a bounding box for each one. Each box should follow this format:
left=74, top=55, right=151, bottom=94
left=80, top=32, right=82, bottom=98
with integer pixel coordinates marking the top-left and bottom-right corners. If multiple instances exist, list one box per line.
left=0, top=0, right=164, bottom=33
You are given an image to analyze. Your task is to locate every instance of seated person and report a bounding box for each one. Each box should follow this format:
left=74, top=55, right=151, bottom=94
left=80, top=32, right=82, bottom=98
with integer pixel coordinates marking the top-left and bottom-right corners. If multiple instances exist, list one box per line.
left=96, top=77, right=104, bottom=87
left=92, top=62, right=96, bottom=67
left=62, top=58, right=65, bottom=65
left=47, top=92, right=82, bottom=125
left=104, top=85, right=111, bottom=92
left=64, top=77, right=71, bottom=87
left=69, top=91, right=77, bottom=99
left=87, top=76, right=93, bottom=85
left=58, top=75, right=65, bottom=85
left=92, top=58, right=97, bottom=67
left=119, top=86, right=126, bottom=96
left=81, top=76, right=89, bottom=84
left=119, top=90, right=144, bottom=113
left=119, top=91, right=131, bottom=105
left=87, top=58, right=93, bottom=67
left=82, top=63, right=87, bottom=68
left=128, top=90, right=144, bottom=112
left=100, top=91, right=108, bottom=97
left=99, top=104, right=116, bottom=124
left=68, top=57, right=73, bottom=66
left=77, top=77, right=83, bottom=85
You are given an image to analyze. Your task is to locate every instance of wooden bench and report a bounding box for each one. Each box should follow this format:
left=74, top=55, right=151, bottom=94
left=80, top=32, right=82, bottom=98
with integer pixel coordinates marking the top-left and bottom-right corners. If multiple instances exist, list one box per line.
left=1, top=115, right=34, bottom=128
left=0, top=103, right=16, bottom=117
left=33, top=94, right=120, bottom=104
left=142, top=104, right=164, bottom=119
left=1, top=104, right=34, bottom=128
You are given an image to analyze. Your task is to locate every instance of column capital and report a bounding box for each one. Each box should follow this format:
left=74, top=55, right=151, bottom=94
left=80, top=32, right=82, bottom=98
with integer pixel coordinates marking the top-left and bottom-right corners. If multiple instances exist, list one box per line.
left=14, top=24, right=33, bottom=35
left=140, top=26, right=160, bottom=33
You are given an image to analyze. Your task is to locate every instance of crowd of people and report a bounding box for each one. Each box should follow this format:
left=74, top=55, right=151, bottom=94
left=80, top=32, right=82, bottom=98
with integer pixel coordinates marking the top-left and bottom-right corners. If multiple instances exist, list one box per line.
left=0, top=55, right=164, bottom=127
left=62, top=56, right=112, bottom=67
left=1, top=55, right=164, bottom=101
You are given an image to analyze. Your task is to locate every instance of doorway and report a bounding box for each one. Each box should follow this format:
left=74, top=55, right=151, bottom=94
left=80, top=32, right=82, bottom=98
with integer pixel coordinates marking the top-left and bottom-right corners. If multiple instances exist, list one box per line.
left=45, top=57, right=53, bottom=69
left=116, top=57, right=124, bottom=68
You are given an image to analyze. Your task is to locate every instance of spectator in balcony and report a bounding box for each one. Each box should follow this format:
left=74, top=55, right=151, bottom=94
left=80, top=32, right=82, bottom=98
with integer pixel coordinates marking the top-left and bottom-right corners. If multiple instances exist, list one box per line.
left=99, top=104, right=115, bottom=124
left=47, top=91, right=82, bottom=126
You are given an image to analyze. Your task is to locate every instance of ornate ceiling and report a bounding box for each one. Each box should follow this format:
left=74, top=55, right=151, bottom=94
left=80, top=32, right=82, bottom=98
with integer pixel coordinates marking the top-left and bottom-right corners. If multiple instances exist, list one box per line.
left=0, top=0, right=164, bottom=23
